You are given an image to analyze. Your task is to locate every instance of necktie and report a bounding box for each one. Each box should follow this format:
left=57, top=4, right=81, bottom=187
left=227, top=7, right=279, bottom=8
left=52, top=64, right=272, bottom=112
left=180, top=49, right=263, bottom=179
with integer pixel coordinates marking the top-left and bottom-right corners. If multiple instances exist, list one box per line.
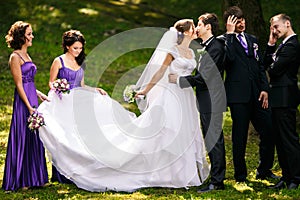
left=238, top=34, right=248, bottom=55
left=272, top=43, right=284, bottom=61
left=277, top=43, right=284, bottom=52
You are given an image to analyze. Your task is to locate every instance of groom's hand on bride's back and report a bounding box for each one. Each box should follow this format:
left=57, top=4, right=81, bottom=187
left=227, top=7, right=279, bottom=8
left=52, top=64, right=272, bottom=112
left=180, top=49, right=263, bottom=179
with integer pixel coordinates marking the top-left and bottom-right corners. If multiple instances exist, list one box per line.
left=168, top=73, right=178, bottom=84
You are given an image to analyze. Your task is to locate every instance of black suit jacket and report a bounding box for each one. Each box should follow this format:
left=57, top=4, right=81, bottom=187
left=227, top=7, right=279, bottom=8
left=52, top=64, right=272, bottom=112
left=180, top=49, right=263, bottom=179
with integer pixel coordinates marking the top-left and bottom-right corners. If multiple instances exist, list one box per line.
left=221, top=33, right=269, bottom=104
left=263, top=35, right=300, bottom=108
left=179, top=37, right=226, bottom=113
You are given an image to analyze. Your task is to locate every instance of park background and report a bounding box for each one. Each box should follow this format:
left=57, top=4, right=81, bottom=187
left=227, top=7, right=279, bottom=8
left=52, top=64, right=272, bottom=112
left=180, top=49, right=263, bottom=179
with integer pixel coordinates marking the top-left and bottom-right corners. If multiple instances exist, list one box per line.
left=0, top=0, right=299, bottom=199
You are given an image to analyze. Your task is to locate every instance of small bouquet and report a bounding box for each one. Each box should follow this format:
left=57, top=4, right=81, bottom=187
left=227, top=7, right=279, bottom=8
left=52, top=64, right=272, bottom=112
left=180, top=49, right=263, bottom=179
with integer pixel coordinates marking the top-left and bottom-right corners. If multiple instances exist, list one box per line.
left=196, top=47, right=207, bottom=56
left=52, top=78, right=70, bottom=100
left=28, top=109, right=45, bottom=132
left=123, top=85, right=145, bottom=103
left=123, top=85, right=137, bottom=103
left=253, top=43, right=259, bottom=61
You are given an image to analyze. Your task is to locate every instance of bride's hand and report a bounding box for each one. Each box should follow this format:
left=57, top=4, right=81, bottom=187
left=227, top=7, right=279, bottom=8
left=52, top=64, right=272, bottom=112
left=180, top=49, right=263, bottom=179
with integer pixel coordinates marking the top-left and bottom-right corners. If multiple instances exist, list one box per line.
left=96, top=87, right=107, bottom=95
left=135, top=90, right=146, bottom=99
left=36, top=90, right=50, bottom=102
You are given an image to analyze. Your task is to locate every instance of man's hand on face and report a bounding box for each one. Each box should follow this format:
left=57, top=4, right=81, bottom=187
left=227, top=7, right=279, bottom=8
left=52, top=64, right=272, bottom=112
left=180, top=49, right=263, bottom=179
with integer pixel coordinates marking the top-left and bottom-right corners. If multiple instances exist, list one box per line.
left=226, top=15, right=237, bottom=34
left=268, top=27, right=278, bottom=45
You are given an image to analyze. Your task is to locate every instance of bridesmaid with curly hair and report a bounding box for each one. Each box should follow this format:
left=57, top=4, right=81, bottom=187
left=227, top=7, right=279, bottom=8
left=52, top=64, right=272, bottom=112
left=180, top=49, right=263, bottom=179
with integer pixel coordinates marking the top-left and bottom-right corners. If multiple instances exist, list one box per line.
left=2, top=21, right=49, bottom=191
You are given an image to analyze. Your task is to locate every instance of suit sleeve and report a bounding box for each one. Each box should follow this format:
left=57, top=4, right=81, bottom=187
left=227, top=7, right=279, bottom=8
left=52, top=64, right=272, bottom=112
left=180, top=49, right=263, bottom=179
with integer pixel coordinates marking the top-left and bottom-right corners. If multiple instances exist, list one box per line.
left=179, top=71, right=204, bottom=88
left=254, top=38, right=269, bottom=92
left=259, top=62, right=269, bottom=92
left=263, top=45, right=276, bottom=70
left=224, top=34, right=237, bottom=64
left=267, top=43, right=298, bottom=77
left=179, top=39, right=225, bottom=89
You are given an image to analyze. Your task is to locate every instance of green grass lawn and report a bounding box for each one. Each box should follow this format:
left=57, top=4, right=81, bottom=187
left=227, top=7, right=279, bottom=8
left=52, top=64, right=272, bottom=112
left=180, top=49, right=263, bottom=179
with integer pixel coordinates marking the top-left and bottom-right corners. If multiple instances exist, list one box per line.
left=0, top=0, right=300, bottom=199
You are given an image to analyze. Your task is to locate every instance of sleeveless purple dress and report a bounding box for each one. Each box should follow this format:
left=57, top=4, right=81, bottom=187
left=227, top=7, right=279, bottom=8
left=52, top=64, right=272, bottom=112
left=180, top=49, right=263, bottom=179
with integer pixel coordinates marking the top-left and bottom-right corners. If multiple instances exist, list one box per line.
left=2, top=57, right=48, bottom=191
left=51, top=56, right=84, bottom=183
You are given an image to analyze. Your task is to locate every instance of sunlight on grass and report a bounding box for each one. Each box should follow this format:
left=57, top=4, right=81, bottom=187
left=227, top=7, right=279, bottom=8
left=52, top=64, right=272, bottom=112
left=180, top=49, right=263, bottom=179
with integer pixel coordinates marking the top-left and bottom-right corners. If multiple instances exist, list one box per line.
left=0, top=130, right=8, bottom=147
left=60, top=22, right=72, bottom=30
left=0, top=105, right=11, bottom=186
left=78, top=8, right=99, bottom=16
left=120, top=0, right=142, bottom=4
left=110, top=0, right=142, bottom=6
left=233, top=182, right=254, bottom=193
left=144, top=12, right=164, bottom=18
left=110, top=0, right=127, bottom=6
left=57, top=189, right=70, bottom=194
left=0, top=105, right=12, bottom=133
left=112, top=192, right=148, bottom=199
left=270, top=192, right=294, bottom=199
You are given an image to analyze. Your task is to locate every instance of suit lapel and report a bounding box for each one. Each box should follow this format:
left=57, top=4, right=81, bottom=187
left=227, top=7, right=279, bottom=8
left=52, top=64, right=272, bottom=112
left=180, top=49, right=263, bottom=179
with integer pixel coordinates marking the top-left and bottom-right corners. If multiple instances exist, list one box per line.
left=197, top=37, right=214, bottom=70
left=276, top=35, right=297, bottom=55
left=275, top=43, right=284, bottom=56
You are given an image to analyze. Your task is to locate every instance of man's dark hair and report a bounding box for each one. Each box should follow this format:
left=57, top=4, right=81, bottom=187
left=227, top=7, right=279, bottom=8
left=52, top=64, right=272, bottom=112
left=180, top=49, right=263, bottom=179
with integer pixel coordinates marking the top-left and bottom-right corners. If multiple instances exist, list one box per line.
left=199, top=13, right=219, bottom=36
left=223, top=6, right=244, bottom=24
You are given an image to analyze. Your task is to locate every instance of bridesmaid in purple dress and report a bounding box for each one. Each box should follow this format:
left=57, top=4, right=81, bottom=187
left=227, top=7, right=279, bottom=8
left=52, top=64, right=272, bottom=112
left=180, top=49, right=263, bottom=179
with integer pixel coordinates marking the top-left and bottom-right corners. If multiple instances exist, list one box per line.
left=2, top=21, right=49, bottom=191
left=48, top=30, right=106, bottom=184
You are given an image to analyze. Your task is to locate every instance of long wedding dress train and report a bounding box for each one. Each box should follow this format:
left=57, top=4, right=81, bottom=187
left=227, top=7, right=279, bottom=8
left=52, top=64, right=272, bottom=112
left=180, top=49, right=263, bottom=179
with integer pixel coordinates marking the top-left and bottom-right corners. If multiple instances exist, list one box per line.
left=38, top=45, right=210, bottom=192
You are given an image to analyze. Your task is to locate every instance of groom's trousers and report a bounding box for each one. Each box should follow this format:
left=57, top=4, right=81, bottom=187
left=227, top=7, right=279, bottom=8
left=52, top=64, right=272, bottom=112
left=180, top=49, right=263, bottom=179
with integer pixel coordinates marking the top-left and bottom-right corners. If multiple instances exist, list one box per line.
left=200, top=112, right=226, bottom=185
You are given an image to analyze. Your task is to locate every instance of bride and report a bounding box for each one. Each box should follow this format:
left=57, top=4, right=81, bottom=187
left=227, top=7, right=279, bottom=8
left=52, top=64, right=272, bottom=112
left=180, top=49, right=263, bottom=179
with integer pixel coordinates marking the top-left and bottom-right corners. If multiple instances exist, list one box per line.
left=38, top=19, right=210, bottom=192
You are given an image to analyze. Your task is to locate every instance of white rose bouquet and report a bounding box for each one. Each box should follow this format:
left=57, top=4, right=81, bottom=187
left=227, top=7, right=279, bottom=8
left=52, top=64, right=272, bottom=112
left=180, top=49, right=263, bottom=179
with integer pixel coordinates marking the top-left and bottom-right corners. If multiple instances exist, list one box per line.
left=123, top=85, right=145, bottom=103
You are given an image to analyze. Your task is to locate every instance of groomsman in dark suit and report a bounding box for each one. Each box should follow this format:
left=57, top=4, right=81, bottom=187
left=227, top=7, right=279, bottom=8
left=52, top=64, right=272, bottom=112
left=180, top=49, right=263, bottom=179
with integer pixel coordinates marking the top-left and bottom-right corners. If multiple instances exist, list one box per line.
left=221, top=6, right=278, bottom=183
left=263, top=13, right=300, bottom=190
left=169, top=13, right=226, bottom=192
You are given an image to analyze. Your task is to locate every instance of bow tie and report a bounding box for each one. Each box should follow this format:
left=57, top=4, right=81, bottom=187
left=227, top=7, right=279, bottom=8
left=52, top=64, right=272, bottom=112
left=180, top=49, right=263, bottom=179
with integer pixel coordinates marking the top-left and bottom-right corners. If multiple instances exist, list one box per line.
left=200, top=36, right=214, bottom=47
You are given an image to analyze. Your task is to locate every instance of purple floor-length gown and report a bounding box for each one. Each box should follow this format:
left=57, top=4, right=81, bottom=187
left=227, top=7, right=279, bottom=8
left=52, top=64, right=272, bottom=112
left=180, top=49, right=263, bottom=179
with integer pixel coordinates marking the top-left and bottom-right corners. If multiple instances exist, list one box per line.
left=51, top=56, right=83, bottom=184
left=2, top=60, right=48, bottom=191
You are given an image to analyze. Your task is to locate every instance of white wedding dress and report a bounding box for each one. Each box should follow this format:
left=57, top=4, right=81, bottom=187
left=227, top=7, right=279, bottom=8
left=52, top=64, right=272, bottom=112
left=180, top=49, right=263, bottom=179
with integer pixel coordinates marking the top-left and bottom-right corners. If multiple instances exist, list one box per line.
left=38, top=46, right=210, bottom=192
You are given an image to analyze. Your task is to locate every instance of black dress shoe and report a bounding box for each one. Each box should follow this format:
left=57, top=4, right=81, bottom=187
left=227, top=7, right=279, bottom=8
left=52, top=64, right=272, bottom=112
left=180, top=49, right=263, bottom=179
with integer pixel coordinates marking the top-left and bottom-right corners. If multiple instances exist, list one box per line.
left=287, top=182, right=299, bottom=190
left=256, top=172, right=281, bottom=180
left=197, top=183, right=225, bottom=193
left=268, top=180, right=286, bottom=189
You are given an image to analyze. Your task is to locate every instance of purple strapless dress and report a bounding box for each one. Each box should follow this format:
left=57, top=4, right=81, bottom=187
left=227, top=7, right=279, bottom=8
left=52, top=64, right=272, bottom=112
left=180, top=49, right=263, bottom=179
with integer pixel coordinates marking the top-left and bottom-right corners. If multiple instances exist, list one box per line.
left=2, top=61, right=48, bottom=191
left=51, top=56, right=84, bottom=184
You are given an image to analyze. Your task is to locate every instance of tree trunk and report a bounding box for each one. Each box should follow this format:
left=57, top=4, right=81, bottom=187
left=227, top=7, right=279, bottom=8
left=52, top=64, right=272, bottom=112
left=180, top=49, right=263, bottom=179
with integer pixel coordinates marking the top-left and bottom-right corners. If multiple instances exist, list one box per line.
left=222, top=0, right=268, bottom=47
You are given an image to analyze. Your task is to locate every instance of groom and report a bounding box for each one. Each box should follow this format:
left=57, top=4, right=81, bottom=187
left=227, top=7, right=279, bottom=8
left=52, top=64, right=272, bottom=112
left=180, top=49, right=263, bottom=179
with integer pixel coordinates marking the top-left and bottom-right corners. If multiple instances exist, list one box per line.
left=169, top=13, right=226, bottom=192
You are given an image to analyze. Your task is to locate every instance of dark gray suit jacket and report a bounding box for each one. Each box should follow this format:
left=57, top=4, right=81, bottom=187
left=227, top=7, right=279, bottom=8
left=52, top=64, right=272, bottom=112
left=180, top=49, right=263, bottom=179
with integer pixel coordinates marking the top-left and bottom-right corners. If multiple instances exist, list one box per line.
left=179, top=37, right=226, bottom=113
left=263, top=35, right=300, bottom=108
left=221, top=33, right=269, bottom=104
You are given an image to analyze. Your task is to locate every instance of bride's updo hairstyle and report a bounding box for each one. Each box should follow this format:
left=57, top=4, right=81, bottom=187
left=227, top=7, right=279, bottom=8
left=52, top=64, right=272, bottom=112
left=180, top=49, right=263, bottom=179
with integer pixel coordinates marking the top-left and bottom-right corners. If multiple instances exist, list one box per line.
left=173, top=19, right=194, bottom=45
left=5, top=21, right=31, bottom=50
left=62, top=29, right=86, bottom=66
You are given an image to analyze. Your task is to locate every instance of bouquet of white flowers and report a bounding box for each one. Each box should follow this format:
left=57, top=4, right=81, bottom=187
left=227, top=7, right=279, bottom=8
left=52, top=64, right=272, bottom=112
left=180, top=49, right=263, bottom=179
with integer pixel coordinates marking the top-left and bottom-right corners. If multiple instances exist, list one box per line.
left=123, top=85, right=145, bottom=103
left=52, top=78, right=70, bottom=99
left=123, top=85, right=136, bottom=103
left=197, top=47, right=207, bottom=56
left=28, top=109, right=45, bottom=132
